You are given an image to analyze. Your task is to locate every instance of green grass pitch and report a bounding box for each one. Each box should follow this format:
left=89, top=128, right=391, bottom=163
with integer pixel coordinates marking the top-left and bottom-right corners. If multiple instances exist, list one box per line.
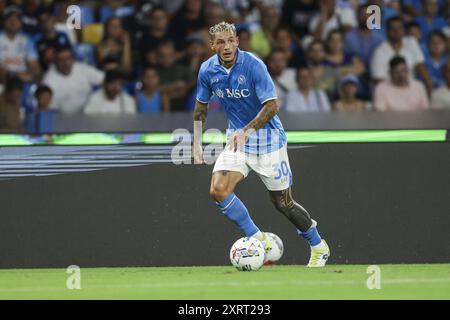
left=0, top=264, right=449, bottom=300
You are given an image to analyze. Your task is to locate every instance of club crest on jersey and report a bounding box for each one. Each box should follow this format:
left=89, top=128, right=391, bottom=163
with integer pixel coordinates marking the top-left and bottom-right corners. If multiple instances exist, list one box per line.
left=237, top=75, right=246, bottom=84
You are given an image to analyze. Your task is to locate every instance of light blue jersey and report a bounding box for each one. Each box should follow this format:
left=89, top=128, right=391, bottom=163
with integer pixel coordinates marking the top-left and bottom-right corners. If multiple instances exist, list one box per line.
left=196, top=49, right=286, bottom=154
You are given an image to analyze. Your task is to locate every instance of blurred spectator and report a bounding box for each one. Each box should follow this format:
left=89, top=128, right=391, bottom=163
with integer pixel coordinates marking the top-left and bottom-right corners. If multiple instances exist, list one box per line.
left=138, top=6, right=171, bottom=68
left=285, top=66, right=331, bottom=112
left=21, top=0, right=46, bottom=36
left=245, top=0, right=284, bottom=24
left=99, top=0, right=136, bottom=23
left=306, top=39, right=340, bottom=100
left=0, top=0, right=6, bottom=12
left=43, top=46, right=105, bottom=113
left=266, top=49, right=297, bottom=109
left=333, top=74, right=369, bottom=112
left=282, top=0, right=319, bottom=39
left=370, top=16, right=433, bottom=93
left=181, top=34, right=209, bottom=74
left=250, top=5, right=280, bottom=58
left=374, top=56, right=430, bottom=111
left=237, top=27, right=251, bottom=52
left=0, top=6, right=40, bottom=83
left=155, top=41, right=195, bottom=111
left=0, top=0, right=445, bottom=121
left=34, top=10, right=71, bottom=71
left=34, top=84, right=52, bottom=112
left=431, top=60, right=450, bottom=109
left=324, top=29, right=365, bottom=77
left=168, top=0, right=205, bottom=50
left=97, top=16, right=132, bottom=73
left=155, top=0, right=184, bottom=15
left=204, top=2, right=226, bottom=29
left=210, top=0, right=251, bottom=22
left=273, top=26, right=306, bottom=68
left=136, top=67, right=170, bottom=112
left=445, top=27, right=450, bottom=51
left=0, top=75, right=23, bottom=132
left=406, top=21, right=423, bottom=44
left=96, top=55, right=121, bottom=71
left=403, top=0, right=423, bottom=16
left=403, top=0, right=446, bottom=17
left=424, top=31, right=448, bottom=88
left=84, top=69, right=135, bottom=114
left=309, top=0, right=357, bottom=40
left=344, top=4, right=384, bottom=68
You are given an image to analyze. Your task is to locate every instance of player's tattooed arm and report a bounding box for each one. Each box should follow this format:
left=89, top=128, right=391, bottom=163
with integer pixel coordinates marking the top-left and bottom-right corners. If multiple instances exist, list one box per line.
left=193, top=101, right=208, bottom=164
left=243, top=99, right=279, bottom=133
left=193, top=101, right=208, bottom=130
left=228, top=99, right=279, bottom=152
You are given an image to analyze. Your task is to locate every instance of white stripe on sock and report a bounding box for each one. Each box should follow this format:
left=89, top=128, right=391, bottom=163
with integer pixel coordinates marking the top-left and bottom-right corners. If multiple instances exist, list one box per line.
left=221, top=195, right=236, bottom=211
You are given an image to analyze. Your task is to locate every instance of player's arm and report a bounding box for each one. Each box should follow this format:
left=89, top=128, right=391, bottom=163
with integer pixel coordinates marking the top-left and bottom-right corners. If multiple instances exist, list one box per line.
left=229, top=99, right=278, bottom=152
left=193, top=100, right=208, bottom=127
left=243, top=99, right=278, bottom=132
left=193, top=100, right=208, bottom=164
left=193, top=64, right=211, bottom=163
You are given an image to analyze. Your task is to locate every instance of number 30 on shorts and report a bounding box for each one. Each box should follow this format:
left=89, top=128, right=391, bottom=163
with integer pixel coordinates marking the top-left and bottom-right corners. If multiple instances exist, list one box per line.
left=272, top=161, right=290, bottom=180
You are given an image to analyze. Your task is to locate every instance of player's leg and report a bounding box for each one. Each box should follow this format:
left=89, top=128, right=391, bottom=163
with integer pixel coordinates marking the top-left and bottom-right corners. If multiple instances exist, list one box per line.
left=251, top=143, right=329, bottom=266
left=268, top=188, right=313, bottom=233
left=269, top=188, right=329, bottom=267
left=210, top=149, right=264, bottom=239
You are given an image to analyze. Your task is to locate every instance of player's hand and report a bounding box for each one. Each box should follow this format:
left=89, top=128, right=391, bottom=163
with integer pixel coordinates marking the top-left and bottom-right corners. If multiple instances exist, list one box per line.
left=193, top=143, right=204, bottom=164
left=228, top=128, right=254, bottom=152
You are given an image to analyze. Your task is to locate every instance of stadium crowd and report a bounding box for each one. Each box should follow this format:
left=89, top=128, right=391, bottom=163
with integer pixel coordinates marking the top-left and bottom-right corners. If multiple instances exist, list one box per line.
left=0, top=0, right=450, bottom=132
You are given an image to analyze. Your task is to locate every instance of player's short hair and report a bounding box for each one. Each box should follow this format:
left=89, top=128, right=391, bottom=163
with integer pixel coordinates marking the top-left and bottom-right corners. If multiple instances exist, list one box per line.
left=209, top=21, right=236, bottom=39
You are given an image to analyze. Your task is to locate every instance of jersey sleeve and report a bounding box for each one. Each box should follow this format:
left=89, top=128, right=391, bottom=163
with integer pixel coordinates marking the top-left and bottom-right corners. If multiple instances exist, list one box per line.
left=252, top=59, right=278, bottom=105
left=195, top=66, right=211, bottom=104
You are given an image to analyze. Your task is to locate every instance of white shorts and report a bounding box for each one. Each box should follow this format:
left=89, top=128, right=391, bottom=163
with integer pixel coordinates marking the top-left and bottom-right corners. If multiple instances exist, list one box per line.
left=212, top=143, right=292, bottom=191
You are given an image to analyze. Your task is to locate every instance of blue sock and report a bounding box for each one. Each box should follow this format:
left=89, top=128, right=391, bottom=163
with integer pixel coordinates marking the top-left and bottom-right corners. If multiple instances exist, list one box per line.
left=216, top=193, right=259, bottom=237
left=297, top=226, right=322, bottom=246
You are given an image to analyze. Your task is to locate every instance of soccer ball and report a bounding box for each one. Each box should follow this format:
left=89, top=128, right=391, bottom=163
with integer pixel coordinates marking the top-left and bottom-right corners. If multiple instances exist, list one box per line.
left=264, top=232, right=284, bottom=263
left=229, top=237, right=265, bottom=271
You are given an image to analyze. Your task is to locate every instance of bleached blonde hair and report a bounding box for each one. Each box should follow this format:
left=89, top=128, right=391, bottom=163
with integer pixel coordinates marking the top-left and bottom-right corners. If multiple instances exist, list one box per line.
left=209, top=21, right=236, bottom=39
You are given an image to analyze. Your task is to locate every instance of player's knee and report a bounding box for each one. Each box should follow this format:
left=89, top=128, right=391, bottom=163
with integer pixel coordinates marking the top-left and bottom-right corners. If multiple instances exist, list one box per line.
left=210, top=183, right=232, bottom=202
